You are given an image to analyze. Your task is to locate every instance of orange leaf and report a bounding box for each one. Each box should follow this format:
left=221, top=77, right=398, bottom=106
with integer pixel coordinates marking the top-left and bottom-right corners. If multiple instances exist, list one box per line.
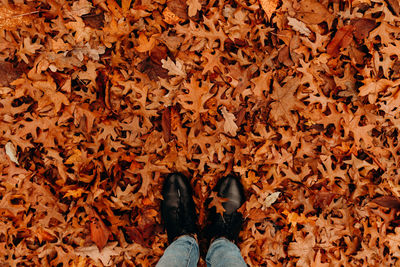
left=88, top=208, right=110, bottom=251
left=135, top=32, right=156, bottom=53
left=327, top=25, right=354, bottom=56
left=208, top=191, right=228, bottom=216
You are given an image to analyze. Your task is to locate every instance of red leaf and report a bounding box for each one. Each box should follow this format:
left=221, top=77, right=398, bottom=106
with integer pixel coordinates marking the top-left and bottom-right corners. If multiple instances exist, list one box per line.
left=167, top=0, right=188, bottom=20
left=88, top=208, right=110, bottom=251
left=351, top=18, right=376, bottom=40
left=327, top=25, right=355, bottom=56
left=371, top=196, right=400, bottom=209
left=0, top=61, right=24, bottom=87
left=162, top=107, right=171, bottom=142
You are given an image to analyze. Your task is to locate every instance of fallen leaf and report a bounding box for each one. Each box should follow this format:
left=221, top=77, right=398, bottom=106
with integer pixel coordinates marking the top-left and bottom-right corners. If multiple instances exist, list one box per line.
left=288, top=17, right=311, bottom=37
left=5, top=141, right=19, bottom=165
left=351, top=18, right=376, bottom=40
left=162, top=107, right=171, bottom=142
left=371, top=196, right=400, bottom=209
left=327, top=25, right=355, bottom=56
left=75, top=242, right=121, bottom=266
left=221, top=106, right=238, bottom=136
left=260, top=0, right=279, bottom=21
left=167, top=0, right=188, bottom=20
left=161, top=57, right=186, bottom=76
left=135, top=32, right=157, bottom=53
left=187, top=0, right=201, bottom=17
left=208, top=191, right=228, bottom=216
left=263, top=192, right=280, bottom=210
left=88, top=208, right=110, bottom=251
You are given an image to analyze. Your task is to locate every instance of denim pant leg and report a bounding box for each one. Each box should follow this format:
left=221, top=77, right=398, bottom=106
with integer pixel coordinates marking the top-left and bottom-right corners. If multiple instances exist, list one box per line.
left=156, top=235, right=199, bottom=267
left=206, top=238, right=247, bottom=267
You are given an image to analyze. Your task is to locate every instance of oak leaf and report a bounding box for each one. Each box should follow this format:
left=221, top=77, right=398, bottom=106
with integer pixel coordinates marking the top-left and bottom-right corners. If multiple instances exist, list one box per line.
left=75, top=242, right=121, bottom=266
left=161, top=57, right=186, bottom=77
left=221, top=106, right=238, bottom=136
left=208, top=191, right=228, bottom=216
left=187, top=0, right=201, bottom=17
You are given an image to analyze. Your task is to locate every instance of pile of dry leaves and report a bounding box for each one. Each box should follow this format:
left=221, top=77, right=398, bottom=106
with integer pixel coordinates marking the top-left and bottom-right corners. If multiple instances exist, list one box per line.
left=2, top=0, right=400, bottom=265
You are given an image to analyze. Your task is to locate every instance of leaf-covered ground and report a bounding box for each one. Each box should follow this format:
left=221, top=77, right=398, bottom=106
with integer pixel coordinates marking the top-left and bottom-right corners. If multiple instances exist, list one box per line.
left=2, top=0, right=400, bottom=266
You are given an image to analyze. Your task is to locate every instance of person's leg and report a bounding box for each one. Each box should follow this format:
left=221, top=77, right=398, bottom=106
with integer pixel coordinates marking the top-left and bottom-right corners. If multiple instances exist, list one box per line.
left=205, top=174, right=247, bottom=267
left=158, top=173, right=199, bottom=266
left=156, top=235, right=199, bottom=267
left=205, top=237, right=246, bottom=267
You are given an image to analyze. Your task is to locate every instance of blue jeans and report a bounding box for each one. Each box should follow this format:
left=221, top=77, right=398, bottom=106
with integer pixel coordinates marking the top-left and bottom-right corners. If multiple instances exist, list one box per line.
left=156, top=235, right=247, bottom=267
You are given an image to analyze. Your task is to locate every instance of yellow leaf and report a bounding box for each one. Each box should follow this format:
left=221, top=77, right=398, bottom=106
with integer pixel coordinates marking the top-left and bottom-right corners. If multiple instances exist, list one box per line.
left=163, top=7, right=182, bottom=25
left=64, top=188, right=86, bottom=198
left=65, top=149, right=82, bottom=165
left=122, top=0, right=132, bottom=14
left=283, top=210, right=317, bottom=227
left=0, top=5, right=37, bottom=30
left=135, top=32, right=156, bottom=53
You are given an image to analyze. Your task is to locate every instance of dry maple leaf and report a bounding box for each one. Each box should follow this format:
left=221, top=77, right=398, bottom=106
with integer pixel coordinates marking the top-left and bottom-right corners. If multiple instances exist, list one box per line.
left=135, top=32, right=157, bottom=53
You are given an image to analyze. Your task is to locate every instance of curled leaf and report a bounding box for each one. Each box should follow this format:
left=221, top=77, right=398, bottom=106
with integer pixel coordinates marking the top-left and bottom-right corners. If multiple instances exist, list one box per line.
left=5, top=141, right=19, bottom=165
left=371, top=196, right=400, bottom=209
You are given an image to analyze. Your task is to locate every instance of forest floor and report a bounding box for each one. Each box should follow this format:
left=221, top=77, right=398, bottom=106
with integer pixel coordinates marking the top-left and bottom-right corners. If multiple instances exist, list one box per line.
left=1, top=0, right=400, bottom=266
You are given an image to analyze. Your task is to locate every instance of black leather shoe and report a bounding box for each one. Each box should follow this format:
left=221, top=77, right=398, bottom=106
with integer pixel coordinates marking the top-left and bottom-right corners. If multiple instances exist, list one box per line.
left=207, top=174, right=246, bottom=243
left=161, top=173, right=197, bottom=243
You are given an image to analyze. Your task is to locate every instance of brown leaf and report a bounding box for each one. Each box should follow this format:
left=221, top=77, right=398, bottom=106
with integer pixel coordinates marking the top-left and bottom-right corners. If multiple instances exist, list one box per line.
left=88, top=208, right=110, bottom=251
left=0, top=61, right=24, bottom=87
left=162, top=107, right=171, bottom=142
left=137, top=57, right=169, bottom=81
left=327, top=25, right=355, bottom=56
left=295, top=0, right=334, bottom=26
left=208, top=191, right=228, bottom=216
left=386, top=0, right=400, bottom=16
left=351, top=18, right=376, bottom=40
left=150, top=45, right=168, bottom=64
left=371, top=196, right=400, bottom=209
left=82, top=12, right=105, bottom=29
left=0, top=5, right=37, bottom=30
left=167, top=0, right=188, bottom=20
